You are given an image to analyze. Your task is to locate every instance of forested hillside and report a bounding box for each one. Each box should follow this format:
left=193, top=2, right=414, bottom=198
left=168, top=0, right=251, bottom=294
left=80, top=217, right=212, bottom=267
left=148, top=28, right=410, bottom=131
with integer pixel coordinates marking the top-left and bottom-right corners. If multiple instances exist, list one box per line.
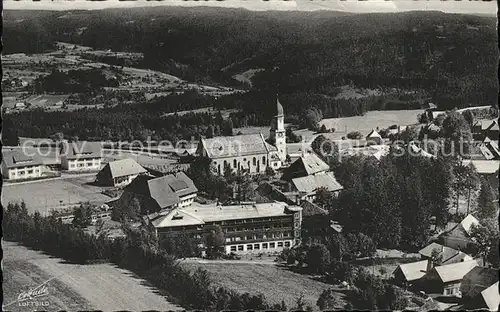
left=4, top=8, right=498, bottom=109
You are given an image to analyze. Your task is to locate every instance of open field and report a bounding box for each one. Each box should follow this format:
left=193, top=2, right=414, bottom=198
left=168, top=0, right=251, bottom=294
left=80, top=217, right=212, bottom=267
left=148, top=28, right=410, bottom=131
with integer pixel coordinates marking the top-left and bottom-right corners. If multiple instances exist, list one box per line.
left=103, top=151, right=179, bottom=166
left=319, top=109, right=424, bottom=140
left=182, top=262, right=345, bottom=310
left=3, top=244, right=93, bottom=312
left=2, top=175, right=111, bottom=215
left=3, top=241, right=182, bottom=311
left=163, top=107, right=239, bottom=118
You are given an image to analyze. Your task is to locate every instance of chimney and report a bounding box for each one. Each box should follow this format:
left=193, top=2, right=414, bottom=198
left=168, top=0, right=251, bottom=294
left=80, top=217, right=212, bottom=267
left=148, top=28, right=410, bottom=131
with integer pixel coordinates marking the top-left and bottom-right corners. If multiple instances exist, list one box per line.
left=295, top=195, right=301, bottom=205
left=426, top=259, right=434, bottom=272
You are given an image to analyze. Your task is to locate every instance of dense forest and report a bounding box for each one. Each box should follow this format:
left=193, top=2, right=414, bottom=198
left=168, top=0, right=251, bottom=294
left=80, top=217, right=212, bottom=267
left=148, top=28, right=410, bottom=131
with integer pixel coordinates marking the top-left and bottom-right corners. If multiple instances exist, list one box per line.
left=2, top=89, right=428, bottom=145
left=4, top=8, right=498, bottom=109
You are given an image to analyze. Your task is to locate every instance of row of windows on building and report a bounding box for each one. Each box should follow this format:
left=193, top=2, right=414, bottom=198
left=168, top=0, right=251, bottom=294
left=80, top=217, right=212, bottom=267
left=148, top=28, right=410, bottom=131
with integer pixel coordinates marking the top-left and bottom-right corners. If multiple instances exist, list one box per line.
left=229, top=240, right=291, bottom=252
left=70, top=161, right=98, bottom=168
left=219, top=217, right=290, bottom=226
left=225, top=231, right=292, bottom=243
left=11, top=167, right=40, bottom=176
left=223, top=225, right=291, bottom=233
left=218, top=156, right=267, bottom=168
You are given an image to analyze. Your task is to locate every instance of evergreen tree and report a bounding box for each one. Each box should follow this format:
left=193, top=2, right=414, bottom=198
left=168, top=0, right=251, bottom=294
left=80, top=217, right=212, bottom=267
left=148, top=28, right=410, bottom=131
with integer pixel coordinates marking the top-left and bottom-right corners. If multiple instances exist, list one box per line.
left=476, top=180, right=497, bottom=220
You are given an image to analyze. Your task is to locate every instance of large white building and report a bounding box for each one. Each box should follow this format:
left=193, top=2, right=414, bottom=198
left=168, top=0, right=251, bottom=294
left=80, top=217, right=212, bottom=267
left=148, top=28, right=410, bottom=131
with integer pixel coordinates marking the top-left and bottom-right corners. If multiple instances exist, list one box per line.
left=196, top=99, right=287, bottom=175
left=143, top=201, right=303, bottom=255
left=60, top=141, right=102, bottom=172
left=2, top=149, right=43, bottom=181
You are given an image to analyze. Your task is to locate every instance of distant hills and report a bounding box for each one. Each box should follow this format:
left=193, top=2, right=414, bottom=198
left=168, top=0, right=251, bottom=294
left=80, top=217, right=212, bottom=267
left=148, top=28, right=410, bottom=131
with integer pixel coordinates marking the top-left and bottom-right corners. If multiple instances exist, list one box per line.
left=3, top=8, right=498, bottom=108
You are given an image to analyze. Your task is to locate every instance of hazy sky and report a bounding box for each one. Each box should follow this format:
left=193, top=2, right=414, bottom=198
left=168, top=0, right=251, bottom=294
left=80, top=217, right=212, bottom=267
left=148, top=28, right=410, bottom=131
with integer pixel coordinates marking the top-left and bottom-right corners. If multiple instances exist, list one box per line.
left=4, top=0, right=497, bottom=15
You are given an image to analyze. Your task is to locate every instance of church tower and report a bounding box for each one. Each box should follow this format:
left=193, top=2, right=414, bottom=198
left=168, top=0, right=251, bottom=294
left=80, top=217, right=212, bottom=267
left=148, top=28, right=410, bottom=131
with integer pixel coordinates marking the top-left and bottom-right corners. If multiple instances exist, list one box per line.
left=270, top=97, right=286, bottom=161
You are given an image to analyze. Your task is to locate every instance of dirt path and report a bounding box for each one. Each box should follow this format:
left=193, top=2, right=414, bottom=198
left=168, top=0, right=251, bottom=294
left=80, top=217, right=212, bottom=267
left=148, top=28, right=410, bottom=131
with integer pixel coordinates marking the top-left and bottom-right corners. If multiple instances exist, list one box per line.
left=3, top=241, right=183, bottom=311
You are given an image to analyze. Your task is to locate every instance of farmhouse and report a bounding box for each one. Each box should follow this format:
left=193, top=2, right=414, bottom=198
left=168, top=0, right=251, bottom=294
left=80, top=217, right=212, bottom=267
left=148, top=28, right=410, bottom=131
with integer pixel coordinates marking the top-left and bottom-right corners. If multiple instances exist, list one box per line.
left=392, top=260, right=429, bottom=286
left=116, top=172, right=198, bottom=215
left=289, top=172, right=343, bottom=202
left=420, top=260, right=479, bottom=296
left=2, top=150, right=43, bottom=181
left=196, top=99, right=286, bottom=175
left=282, top=152, right=330, bottom=181
left=460, top=267, right=500, bottom=311
left=366, top=129, right=383, bottom=145
left=418, top=242, right=473, bottom=265
left=143, top=201, right=302, bottom=255
left=60, top=141, right=102, bottom=171
left=439, top=214, right=480, bottom=250
left=95, top=158, right=147, bottom=187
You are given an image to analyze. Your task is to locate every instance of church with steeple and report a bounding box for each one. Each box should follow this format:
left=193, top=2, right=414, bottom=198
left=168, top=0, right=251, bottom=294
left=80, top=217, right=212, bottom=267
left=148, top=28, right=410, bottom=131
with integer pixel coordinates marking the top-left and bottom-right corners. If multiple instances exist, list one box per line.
left=196, top=97, right=287, bottom=175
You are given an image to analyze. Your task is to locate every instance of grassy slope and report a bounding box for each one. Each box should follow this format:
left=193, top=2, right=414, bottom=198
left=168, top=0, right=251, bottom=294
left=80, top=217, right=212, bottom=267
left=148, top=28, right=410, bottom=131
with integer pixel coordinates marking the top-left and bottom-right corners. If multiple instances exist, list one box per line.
left=183, top=262, right=346, bottom=310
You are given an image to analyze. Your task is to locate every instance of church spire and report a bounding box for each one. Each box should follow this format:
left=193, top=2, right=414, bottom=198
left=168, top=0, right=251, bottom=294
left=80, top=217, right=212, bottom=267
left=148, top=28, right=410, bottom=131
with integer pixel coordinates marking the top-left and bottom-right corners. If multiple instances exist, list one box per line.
left=276, top=95, right=284, bottom=117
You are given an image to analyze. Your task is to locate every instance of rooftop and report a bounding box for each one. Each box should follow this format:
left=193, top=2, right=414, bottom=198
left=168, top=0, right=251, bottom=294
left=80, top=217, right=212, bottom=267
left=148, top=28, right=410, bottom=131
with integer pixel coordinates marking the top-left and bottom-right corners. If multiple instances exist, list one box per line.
left=481, top=282, right=500, bottom=311
left=433, top=260, right=479, bottom=283
left=200, top=133, right=276, bottom=158
left=461, top=267, right=499, bottom=302
left=61, top=141, right=102, bottom=159
left=462, top=160, right=499, bottom=174
left=106, top=158, right=147, bottom=178
left=149, top=201, right=300, bottom=228
left=418, top=242, right=472, bottom=265
left=394, top=260, right=429, bottom=282
left=2, top=149, right=43, bottom=168
left=291, top=172, right=343, bottom=194
left=126, top=172, right=197, bottom=210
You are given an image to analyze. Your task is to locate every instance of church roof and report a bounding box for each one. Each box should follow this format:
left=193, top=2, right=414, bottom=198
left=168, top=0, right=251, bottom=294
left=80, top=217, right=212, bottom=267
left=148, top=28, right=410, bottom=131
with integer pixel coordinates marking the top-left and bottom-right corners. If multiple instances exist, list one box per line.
left=276, top=98, right=284, bottom=117
left=200, top=133, right=276, bottom=158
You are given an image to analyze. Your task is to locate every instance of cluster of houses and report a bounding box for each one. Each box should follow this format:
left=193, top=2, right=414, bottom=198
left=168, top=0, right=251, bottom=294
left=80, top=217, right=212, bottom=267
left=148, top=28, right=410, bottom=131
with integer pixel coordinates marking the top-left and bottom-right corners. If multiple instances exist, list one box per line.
left=392, top=214, right=499, bottom=310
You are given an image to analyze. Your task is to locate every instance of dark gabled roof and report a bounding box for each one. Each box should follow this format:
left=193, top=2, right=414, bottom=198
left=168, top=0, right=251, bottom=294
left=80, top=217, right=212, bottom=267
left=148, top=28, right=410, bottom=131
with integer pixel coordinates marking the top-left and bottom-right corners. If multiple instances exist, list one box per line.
left=2, top=150, right=43, bottom=168
left=300, top=200, right=328, bottom=217
left=125, top=172, right=198, bottom=210
left=282, top=152, right=330, bottom=180
left=61, top=141, right=102, bottom=159
left=255, top=182, right=296, bottom=205
left=460, top=267, right=499, bottom=301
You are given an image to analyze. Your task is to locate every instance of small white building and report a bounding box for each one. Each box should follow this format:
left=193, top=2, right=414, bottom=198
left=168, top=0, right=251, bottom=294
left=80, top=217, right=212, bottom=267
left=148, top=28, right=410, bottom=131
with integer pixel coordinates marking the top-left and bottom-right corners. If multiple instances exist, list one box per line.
left=2, top=150, right=43, bottom=180
left=60, top=141, right=102, bottom=172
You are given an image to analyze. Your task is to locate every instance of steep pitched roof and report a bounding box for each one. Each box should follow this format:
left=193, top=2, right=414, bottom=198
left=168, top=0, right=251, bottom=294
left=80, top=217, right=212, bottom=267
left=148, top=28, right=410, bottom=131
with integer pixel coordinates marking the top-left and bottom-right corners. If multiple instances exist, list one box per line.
left=481, top=282, right=500, bottom=311
left=200, top=133, right=275, bottom=158
left=418, top=243, right=472, bottom=265
left=125, top=172, right=197, bottom=210
left=432, top=260, right=479, bottom=283
left=366, top=129, right=382, bottom=139
left=459, top=214, right=481, bottom=236
left=462, top=160, right=500, bottom=175
left=61, top=141, right=102, bottom=159
left=300, top=200, right=328, bottom=217
left=393, top=260, right=429, bottom=282
left=2, top=149, right=43, bottom=168
left=285, top=152, right=330, bottom=179
left=291, top=172, right=343, bottom=195
left=106, top=158, right=147, bottom=178
left=460, top=267, right=499, bottom=302
left=484, top=119, right=499, bottom=132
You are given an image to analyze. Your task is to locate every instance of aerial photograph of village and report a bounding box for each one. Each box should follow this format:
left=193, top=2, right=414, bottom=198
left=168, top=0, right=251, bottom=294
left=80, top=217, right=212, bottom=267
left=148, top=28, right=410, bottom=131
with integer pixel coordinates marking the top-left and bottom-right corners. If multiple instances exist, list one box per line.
left=1, top=0, right=499, bottom=311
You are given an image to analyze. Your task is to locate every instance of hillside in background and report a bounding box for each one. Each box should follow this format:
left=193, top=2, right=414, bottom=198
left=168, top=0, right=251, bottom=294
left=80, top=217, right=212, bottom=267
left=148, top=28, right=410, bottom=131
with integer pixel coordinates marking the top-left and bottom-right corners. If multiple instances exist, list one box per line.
left=3, top=8, right=498, bottom=112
